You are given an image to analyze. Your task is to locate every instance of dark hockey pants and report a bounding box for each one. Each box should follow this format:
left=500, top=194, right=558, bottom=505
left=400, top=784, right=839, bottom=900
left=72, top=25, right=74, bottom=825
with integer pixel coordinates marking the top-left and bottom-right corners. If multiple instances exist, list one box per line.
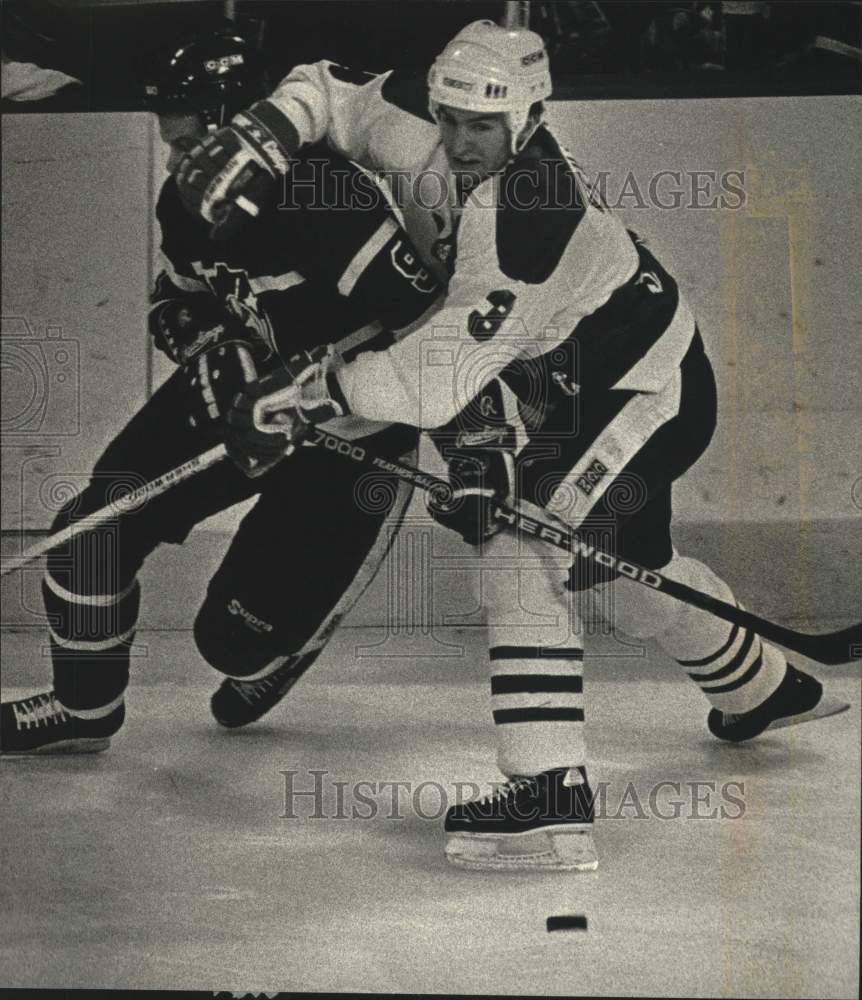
left=43, top=368, right=416, bottom=714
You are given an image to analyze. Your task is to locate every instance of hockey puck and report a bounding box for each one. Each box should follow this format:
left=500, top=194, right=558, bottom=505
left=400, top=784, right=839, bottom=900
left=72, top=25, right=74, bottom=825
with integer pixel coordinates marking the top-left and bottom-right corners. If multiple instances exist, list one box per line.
left=547, top=915, right=587, bottom=932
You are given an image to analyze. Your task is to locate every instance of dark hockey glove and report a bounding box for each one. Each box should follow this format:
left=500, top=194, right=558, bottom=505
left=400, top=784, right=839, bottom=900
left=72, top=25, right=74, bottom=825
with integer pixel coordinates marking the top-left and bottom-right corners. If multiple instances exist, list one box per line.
left=149, top=294, right=274, bottom=368
left=150, top=295, right=234, bottom=366
left=426, top=425, right=517, bottom=546
left=225, top=347, right=344, bottom=478
left=183, top=341, right=263, bottom=430
left=174, top=102, right=293, bottom=241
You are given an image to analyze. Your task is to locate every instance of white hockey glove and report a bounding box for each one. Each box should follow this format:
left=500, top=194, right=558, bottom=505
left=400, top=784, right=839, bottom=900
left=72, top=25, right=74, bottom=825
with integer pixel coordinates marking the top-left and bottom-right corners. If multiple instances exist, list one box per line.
left=225, top=348, right=344, bottom=478
left=426, top=425, right=517, bottom=546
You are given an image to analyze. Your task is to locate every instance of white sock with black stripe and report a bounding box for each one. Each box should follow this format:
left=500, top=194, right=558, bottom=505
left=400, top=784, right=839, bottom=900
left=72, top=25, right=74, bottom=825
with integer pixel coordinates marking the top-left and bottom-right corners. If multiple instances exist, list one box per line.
left=480, top=532, right=587, bottom=777
left=600, top=554, right=786, bottom=714
left=490, top=645, right=585, bottom=776
left=675, top=621, right=787, bottom=715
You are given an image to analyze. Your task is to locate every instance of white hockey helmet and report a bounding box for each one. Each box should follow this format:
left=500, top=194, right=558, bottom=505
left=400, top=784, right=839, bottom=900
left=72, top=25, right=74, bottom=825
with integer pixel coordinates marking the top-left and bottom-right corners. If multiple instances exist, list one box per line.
left=428, top=20, right=552, bottom=154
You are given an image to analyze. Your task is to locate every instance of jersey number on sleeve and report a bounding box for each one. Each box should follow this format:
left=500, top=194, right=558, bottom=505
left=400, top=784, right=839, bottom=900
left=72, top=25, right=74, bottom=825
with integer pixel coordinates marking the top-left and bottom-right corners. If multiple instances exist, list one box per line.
left=468, top=290, right=516, bottom=342
left=390, top=240, right=437, bottom=294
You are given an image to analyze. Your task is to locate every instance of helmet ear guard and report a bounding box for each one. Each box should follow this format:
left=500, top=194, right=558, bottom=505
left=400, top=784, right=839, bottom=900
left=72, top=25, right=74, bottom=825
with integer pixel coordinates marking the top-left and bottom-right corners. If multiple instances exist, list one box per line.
left=427, top=19, right=552, bottom=154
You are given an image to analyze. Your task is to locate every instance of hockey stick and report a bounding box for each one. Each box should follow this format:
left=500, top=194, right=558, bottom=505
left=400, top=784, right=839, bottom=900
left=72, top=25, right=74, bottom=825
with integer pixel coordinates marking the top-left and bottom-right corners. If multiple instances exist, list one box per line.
left=0, top=445, right=227, bottom=578
left=303, top=426, right=861, bottom=666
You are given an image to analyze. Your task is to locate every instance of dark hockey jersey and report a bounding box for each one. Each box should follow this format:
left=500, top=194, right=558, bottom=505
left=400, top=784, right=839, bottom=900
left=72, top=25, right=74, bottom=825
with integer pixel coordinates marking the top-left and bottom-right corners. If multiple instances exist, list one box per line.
left=152, top=142, right=441, bottom=364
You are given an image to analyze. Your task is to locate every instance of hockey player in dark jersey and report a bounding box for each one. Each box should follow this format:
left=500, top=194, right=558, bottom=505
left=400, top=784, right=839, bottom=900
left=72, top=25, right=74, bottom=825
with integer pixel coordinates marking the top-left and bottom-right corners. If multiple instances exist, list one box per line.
left=0, top=24, right=443, bottom=755
left=174, top=20, right=848, bottom=871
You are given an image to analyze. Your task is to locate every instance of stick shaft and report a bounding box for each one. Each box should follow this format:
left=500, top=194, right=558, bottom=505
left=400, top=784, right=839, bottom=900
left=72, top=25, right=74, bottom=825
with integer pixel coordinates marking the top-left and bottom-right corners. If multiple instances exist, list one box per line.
left=306, top=427, right=861, bottom=665
left=1, top=445, right=227, bottom=577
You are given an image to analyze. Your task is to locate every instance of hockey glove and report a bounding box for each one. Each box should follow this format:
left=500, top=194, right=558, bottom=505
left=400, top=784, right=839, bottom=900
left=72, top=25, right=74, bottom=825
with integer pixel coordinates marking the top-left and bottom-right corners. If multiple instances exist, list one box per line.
left=174, top=103, right=293, bottom=241
left=149, top=294, right=232, bottom=366
left=426, top=425, right=517, bottom=546
left=184, top=341, right=262, bottom=430
left=149, top=293, right=275, bottom=368
left=225, top=348, right=344, bottom=478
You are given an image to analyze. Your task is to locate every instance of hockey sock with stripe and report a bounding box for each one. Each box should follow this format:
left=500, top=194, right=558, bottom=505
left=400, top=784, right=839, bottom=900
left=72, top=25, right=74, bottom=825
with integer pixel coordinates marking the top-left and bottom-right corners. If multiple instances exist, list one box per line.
left=481, top=532, right=587, bottom=777
left=600, top=554, right=786, bottom=714
left=42, top=564, right=139, bottom=718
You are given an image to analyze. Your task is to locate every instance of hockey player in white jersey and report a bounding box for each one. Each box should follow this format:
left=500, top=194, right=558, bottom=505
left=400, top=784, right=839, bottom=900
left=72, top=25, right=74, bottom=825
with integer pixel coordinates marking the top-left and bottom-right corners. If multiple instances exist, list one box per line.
left=177, top=20, right=848, bottom=872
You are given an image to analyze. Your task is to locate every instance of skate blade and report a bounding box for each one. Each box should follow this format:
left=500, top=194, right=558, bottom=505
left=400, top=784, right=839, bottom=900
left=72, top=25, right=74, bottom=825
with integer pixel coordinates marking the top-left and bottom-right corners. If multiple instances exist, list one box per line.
left=1, top=737, right=111, bottom=756
left=445, top=828, right=598, bottom=872
left=767, top=696, right=850, bottom=732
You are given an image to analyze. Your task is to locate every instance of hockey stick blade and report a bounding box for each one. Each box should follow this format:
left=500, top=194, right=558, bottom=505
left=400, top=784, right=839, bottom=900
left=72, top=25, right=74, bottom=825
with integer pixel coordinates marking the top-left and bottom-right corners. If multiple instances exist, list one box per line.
left=1, top=445, right=228, bottom=578
left=305, top=427, right=861, bottom=666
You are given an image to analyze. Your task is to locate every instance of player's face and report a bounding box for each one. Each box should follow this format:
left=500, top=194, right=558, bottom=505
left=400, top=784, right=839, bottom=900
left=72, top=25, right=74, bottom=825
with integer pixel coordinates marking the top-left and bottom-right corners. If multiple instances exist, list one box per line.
left=158, top=113, right=206, bottom=172
left=437, top=105, right=511, bottom=186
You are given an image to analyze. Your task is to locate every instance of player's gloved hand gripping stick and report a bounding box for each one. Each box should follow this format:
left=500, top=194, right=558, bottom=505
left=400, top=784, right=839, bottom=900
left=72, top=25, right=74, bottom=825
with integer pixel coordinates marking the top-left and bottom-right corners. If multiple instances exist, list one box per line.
left=224, top=347, right=342, bottom=477
left=0, top=351, right=337, bottom=573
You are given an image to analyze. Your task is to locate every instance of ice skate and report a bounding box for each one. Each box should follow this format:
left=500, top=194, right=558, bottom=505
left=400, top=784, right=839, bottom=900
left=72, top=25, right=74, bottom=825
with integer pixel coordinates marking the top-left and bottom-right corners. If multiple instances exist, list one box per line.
left=210, top=652, right=313, bottom=728
left=0, top=690, right=124, bottom=755
left=444, top=766, right=598, bottom=872
left=708, top=663, right=849, bottom=743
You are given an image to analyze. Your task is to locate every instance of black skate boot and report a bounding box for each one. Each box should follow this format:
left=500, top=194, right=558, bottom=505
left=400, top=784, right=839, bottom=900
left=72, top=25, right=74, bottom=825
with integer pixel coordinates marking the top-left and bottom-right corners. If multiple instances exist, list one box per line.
left=444, top=765, right=598, bottom=871
left=708, top=663, right=849, bottom=743
left=0, top=690, right=124, bottom=755
left=210, top=652, right=315, bottom=729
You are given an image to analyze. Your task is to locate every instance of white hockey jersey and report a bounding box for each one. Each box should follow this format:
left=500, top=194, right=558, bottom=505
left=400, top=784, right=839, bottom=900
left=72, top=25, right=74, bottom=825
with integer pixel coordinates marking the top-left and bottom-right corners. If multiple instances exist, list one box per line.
left=261, top=61, right=697, bottom=429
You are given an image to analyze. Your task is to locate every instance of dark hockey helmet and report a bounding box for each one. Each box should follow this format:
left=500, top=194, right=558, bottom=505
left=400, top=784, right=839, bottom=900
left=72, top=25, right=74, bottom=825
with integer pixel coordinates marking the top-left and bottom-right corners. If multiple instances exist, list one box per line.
left=144, top=24, right=266, bottom=127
